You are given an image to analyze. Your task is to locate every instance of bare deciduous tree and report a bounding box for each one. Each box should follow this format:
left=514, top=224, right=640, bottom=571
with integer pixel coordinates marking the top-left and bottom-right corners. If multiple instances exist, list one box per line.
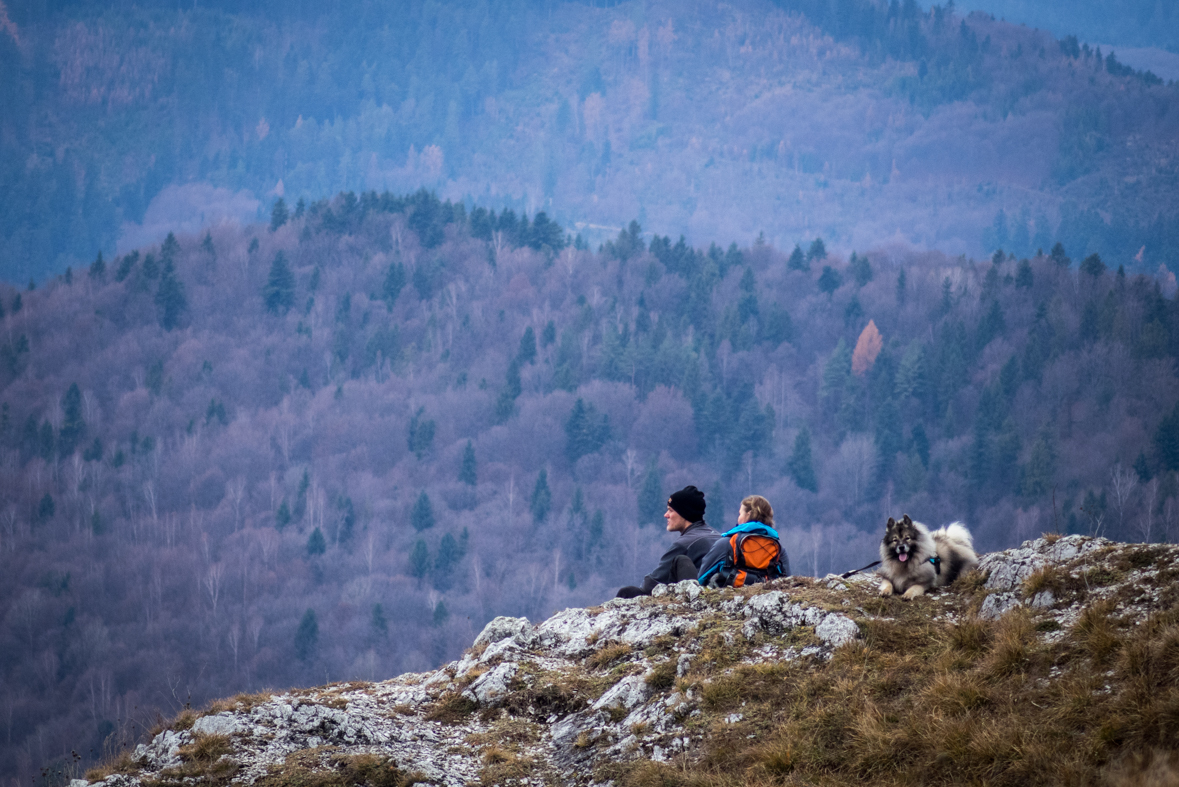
left=205, top=564, right=223, bottom=618
left=1109, top=463, right=1138, bottom=537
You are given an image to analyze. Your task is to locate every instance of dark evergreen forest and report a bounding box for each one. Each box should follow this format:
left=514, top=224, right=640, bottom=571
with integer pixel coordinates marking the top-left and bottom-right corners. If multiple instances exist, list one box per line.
left=2, top=0, right=1178, bottom=284
left=2, top=190, right=1178, bottom=783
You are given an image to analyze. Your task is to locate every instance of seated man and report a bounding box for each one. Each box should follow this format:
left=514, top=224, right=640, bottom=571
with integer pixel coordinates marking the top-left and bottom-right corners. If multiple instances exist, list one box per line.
left=616, top=485, right=722, bottom=598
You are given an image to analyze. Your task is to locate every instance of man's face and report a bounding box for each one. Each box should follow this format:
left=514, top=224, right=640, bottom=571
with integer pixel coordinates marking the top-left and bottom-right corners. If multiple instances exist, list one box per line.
left=664, top=505, right=690, bottom=533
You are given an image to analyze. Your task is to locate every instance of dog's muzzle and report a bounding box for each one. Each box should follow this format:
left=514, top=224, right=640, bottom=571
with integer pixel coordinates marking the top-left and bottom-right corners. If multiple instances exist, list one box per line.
left=896, top=544, right=910, bottom=562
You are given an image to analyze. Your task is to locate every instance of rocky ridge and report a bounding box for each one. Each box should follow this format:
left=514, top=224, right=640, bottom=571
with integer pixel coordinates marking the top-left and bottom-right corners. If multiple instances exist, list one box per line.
left=81, top=535, right=1179, bottom=787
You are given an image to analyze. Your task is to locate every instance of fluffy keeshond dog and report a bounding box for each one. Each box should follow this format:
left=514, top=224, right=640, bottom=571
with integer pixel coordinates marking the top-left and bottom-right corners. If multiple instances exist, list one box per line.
left=878, top=514, right=978, bottom=598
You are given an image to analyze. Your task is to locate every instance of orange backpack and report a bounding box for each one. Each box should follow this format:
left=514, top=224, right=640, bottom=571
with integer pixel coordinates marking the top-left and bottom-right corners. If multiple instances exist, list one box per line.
left=698, top=523, right=789, bottom=588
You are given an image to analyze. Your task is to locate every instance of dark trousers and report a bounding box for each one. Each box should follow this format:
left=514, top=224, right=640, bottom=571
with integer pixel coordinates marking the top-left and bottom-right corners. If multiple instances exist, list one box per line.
left=616, top=555, right=697, bottom=599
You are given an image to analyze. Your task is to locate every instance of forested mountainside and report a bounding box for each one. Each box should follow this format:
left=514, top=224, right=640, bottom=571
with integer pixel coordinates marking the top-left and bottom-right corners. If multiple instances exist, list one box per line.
left=2, top=0, right=1179, bottom=283
left=3, top=190, right=1179, bottom=782
left=932, top=0, right=1179, bottom=53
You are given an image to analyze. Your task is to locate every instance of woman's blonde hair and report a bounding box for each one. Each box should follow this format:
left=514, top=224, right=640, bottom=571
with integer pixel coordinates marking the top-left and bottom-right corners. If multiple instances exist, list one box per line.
left=740, top=495, right=774, bottom=527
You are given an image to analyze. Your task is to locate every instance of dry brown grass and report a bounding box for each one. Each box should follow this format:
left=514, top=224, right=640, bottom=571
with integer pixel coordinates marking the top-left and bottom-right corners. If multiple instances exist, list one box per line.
left=610, top=568, right=1179, bottom=787
left=253, top=749, right=422, bottom=787
left=645, top=659, right=677, bottom=691
left=178, top=732, right=232, bottom=764
left=144, top=732, right=240, bottom=785
left=587, top=642, right=633, bottom=669
left=1074, top=597, right=1122, bottom=664
left=477, top=745, right=536, bottom=785
left=84, top=749, right=138, bottom=781
left=205, top=689, right=276, bottom=715
left=424, top=691, right=478, bottom=724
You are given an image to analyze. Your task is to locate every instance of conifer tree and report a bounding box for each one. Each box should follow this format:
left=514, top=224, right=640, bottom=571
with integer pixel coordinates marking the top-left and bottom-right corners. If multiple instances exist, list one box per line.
left=1015, top=258, right=1034, bottom=288
left=1080, top=253, right=1106, bottom=278
left=409, top=539, right=430, bottom=579
left=495, top=358, right=523, bottom=424
left=807, top=237, right=828, bottom=263
left=565, top=399, right=610, bottom=464
left=460, top=440, right=477, bottom=486
left=638, top=459, right=663, bottom=527
left=115, top=252, right=136, bottom=282
left=294, top=609, right=318, bottom=661
left=160, top=232, right=180, bottom=264
left=434, top=533, right=462, bottom=591
left=788, top=425, right=818, bottom=492
left=307, top=527, right=326, bottom=556
left=38, top=493, right=55, bottom=522
left=411, top=491, right=434, bottom=531
left=1155, top=402, right=1179, bottom=472
left=517, top=326, right=538, bottom=365
left=1020, top=430, right=1057, bottom=499
left=370, top=604, right=388, bottom=637
left=737, top=268, right=758, bottom=323
left=270, top=198, right=289, bottom=232
left=850, top=252, right=873, bottom=286
left=1050, top=242, right=1070, bottom=268
left=383, top=261, right=406, bottom=309
left=275, top=500, right=291, bottom=530
left=407, top=407, right=436, bottom=459
left=264, top=251, right=295, bottom=315
left=142, top=253, right=159, bottom=279
left=155, top=258, right=187, bottom=330
left=58, top=383, right=85, bottom=457
left=787, top=244, right=808, bottom=271
left=88, top=251, right=105, bottom=281
left=530, top=469, right=552, bottom=524
left=818, top=265, right=843, bottom=297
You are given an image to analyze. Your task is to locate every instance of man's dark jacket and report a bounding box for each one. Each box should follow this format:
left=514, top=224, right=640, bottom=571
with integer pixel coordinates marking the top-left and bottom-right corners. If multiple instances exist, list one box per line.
left=641, top=521, right=723, bottom=592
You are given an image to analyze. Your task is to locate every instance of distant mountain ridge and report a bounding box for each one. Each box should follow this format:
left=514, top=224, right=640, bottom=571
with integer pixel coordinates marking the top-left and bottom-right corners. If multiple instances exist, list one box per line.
left=1, top=0, right=1178, bottom=283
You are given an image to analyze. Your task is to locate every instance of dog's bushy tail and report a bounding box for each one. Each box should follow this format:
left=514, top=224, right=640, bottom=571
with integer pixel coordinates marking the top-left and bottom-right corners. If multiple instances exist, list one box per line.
left=936, top=522, right=973, bottom=550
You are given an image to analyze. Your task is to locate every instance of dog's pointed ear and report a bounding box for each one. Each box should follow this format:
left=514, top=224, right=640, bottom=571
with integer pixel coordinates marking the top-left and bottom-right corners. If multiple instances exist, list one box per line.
left=886, top=517, right=896, bottom=528
left=902, top=514, right=912, bottom=526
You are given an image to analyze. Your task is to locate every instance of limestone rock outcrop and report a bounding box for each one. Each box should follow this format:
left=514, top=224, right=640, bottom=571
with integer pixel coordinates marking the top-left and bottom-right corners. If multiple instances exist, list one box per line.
left=80, top=535, right=1179, bottom=787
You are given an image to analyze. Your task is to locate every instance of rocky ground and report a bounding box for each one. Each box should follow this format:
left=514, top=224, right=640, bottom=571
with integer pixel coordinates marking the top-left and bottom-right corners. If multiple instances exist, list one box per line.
left=80, top=535, right=1179, bottom=787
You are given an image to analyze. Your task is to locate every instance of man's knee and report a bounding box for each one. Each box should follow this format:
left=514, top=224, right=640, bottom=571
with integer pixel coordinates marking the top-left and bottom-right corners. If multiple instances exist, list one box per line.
left=671, top=555, right=698, bottom=582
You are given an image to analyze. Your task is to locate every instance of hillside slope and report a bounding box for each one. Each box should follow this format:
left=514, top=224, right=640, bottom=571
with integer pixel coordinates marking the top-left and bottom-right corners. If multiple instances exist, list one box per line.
left=82, top=535, right=1179, bottom=786
left=4, top=192, right=1179, bottom=783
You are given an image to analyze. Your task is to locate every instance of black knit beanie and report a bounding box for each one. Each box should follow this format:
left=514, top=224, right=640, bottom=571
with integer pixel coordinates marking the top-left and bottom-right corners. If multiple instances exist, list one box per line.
left=668, top=485, right=706, bottom=523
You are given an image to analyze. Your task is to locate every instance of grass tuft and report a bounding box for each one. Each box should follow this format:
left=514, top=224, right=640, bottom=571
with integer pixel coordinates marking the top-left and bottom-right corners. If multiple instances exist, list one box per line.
left=178, top=732, right=232, bottom=764
left=645, top=660, right=677, bottom=691
left=254, top=750, right=423, bottom=787
left=424, top=692, right=477, bottom=724
left=1074, top=598, right=1121, bottom=664
left=587, top=642, right=632, bottom=670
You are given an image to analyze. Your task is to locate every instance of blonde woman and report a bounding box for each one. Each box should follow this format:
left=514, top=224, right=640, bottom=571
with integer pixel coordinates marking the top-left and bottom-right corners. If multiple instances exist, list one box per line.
left=698, top=494, right=790, bottom=587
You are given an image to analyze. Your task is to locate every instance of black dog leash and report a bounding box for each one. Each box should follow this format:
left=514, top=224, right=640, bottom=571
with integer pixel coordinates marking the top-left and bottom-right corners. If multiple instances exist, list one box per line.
left=839, top=560, right=881, bottom=579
